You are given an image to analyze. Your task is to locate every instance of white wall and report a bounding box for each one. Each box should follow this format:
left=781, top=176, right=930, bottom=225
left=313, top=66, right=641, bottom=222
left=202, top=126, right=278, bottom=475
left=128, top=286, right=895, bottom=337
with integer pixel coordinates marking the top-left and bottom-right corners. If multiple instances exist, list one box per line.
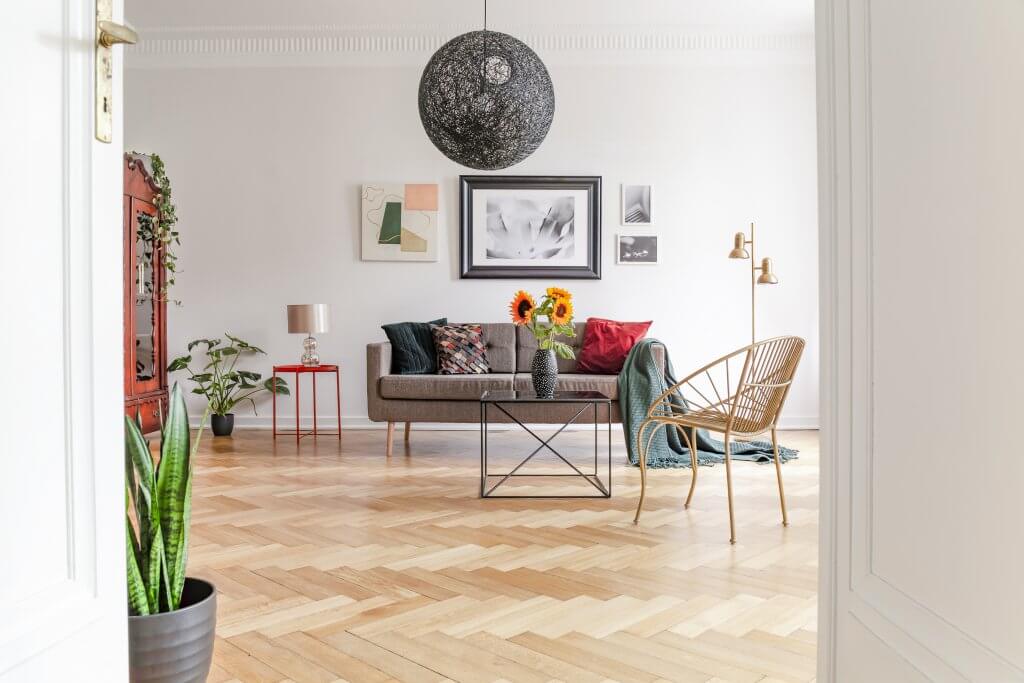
left=125, top=0, right=818, bottom=429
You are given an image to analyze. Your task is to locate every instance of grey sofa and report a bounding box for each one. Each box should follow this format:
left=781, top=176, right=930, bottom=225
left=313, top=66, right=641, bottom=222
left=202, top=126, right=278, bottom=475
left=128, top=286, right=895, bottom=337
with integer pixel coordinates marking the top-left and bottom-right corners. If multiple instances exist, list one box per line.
left=367, top=322, right=663, bottom=455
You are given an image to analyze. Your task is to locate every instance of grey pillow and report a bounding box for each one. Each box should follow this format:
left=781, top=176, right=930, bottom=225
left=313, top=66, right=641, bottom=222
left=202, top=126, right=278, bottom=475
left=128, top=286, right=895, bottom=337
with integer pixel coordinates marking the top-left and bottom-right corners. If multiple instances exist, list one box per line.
left=381, top=318, right=447, bottom=374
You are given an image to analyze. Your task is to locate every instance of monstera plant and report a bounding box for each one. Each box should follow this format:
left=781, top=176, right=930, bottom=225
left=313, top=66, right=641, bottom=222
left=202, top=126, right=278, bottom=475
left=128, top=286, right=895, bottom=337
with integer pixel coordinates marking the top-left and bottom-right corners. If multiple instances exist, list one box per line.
left=125, top=383, right=216, bottom=682
left=168, top=334, right=289, bottom=436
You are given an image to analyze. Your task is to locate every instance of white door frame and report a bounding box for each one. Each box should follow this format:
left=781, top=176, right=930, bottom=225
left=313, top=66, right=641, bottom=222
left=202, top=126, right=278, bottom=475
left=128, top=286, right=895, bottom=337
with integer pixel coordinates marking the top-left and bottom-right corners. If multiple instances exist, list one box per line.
left=816, top=1, right=1024, bottom=680
left=815, top=0, right=838, bottom=676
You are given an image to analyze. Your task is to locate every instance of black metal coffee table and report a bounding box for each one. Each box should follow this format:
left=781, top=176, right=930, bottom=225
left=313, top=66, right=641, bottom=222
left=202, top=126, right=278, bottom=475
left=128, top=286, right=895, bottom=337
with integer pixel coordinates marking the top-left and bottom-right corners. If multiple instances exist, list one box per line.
left=479, top=390, right=612, bottom=498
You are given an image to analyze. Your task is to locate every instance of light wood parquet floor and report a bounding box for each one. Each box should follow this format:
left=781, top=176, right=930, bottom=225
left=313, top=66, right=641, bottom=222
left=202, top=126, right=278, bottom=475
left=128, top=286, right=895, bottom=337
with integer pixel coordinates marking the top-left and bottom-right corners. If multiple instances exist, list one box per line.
left=191, top=428, right=819, bottom=683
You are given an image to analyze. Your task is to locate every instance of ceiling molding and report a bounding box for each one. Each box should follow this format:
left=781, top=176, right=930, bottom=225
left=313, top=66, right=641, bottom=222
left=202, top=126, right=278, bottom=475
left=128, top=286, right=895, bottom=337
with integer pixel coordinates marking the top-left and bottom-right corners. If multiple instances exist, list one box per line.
left=127, top=24, right=814, bottom=68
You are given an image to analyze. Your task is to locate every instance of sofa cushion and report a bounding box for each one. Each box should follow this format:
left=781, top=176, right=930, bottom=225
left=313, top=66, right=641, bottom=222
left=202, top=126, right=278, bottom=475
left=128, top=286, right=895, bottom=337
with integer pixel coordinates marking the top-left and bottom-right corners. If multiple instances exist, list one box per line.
left=381, top=318, right=446, bottom=374
left=516, top=322, right=587, bottom=373
left=576, top=317, right=653, bottom=374
left=432, top=324, right=490, bottom=374
left=478, top=323, right=515, bottom=373
left=380, top=373, right=514, bottom=400
left=513, top=373, right=619, bottom=400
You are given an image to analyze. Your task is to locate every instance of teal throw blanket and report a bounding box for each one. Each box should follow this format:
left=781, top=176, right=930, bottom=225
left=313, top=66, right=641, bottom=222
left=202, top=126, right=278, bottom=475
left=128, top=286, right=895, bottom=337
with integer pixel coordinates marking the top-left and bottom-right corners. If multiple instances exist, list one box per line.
left=618, top=338, right=798, bottom=468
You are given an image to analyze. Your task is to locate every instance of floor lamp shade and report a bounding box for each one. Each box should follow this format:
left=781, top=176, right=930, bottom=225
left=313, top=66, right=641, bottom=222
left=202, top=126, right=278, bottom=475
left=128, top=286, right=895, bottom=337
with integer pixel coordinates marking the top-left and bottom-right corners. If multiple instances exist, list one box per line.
left=287, top=304, right=329, bottom=335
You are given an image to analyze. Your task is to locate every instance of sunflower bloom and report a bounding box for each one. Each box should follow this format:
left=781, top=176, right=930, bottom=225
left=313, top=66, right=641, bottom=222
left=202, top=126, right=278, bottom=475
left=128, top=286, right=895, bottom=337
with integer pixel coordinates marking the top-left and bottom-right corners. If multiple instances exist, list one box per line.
left=546, top=286, right=572, bottom=301
left=550, top=297, right=574, bottom=325
left=509, top=290, right=536, bottom=325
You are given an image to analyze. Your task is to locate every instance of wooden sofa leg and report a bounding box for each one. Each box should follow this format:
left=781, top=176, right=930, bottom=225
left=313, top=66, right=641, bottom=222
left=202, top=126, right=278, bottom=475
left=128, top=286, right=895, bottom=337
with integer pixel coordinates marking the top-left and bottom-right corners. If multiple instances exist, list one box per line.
left=404, top=421, right=411, bottom=444
left=386, top=422, right=395, bottom=457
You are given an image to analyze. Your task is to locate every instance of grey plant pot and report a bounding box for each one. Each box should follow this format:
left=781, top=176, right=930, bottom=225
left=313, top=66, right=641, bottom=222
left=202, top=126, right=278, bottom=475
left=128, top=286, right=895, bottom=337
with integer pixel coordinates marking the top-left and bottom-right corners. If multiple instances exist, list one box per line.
left=531, top=348, right=558, bottom=398
left=210, top=413, right=234, bottom=436
left=128, top=578, right=216, bottom=683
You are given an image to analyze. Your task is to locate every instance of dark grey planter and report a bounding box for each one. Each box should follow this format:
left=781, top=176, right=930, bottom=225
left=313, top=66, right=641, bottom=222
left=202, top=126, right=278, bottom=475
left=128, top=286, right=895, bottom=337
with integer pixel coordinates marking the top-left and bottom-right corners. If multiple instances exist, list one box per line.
left=531, top=348, right=558, bottom=398
left=210, top=413, right=234, bottom=436
left=129, top=578, right=216, bottom=683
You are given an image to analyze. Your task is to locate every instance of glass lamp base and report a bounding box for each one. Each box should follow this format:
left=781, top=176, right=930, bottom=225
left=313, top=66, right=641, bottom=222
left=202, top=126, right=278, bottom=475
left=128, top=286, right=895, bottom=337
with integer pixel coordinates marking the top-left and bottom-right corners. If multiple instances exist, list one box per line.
left=301, top=335, right=319, bottom=366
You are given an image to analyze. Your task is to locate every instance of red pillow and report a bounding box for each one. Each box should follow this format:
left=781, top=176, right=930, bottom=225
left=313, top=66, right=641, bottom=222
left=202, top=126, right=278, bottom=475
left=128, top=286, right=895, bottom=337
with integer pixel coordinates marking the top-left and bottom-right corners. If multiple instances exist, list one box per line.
left=576, top=317, right=653, bottom=374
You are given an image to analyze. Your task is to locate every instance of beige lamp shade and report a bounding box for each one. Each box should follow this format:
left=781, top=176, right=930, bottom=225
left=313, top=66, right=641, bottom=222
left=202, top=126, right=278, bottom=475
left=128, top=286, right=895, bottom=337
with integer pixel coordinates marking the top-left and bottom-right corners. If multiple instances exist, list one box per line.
left=287, top=304, right=329, bottom=334
left=728, top=232, right=750, bottom=259
left=756, top=258, right=779, bottom=284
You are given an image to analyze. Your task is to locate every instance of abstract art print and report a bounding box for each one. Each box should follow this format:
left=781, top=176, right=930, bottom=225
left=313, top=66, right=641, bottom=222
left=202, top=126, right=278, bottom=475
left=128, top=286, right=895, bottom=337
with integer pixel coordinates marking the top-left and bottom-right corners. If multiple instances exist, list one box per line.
left=621, top=184, right=653, bottom=225
left=361, top=183, right=439, bottom=261
left=617, top=234, right=659, bottom=264
left=460, top=175, right=601, bottom=279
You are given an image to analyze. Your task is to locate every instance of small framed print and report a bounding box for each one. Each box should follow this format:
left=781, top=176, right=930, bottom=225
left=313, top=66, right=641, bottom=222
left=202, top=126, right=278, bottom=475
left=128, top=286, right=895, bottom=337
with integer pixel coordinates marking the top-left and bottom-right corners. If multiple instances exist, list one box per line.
left=617, top=234, right=659, bottom=265
left=621, top=184, right=652, bottom=226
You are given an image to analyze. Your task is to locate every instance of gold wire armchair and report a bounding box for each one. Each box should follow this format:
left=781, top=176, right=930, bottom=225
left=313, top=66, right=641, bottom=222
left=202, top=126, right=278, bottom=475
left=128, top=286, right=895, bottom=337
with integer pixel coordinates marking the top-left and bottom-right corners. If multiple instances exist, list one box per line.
left=633, top=336, right=805, bottom=543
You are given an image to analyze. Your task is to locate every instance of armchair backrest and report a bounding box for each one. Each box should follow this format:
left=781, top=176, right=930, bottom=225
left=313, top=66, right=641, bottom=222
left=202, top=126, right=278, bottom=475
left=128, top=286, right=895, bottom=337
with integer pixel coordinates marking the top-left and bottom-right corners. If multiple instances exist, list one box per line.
left=730, top=336, right=805, bottom=433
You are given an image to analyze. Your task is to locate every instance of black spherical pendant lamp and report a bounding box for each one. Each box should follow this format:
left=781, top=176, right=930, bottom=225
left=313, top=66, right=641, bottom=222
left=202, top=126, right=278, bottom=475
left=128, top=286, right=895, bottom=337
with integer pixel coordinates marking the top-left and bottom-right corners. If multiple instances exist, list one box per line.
left=418, top=4, right=555, bottom=170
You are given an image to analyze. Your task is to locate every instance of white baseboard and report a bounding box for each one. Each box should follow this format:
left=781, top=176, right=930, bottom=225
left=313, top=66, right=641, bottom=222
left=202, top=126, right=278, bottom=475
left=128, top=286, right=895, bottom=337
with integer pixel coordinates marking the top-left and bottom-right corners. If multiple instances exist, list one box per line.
left=777, top=416, right=820, bottom=430
left=193, top=414, right=819, bottom=431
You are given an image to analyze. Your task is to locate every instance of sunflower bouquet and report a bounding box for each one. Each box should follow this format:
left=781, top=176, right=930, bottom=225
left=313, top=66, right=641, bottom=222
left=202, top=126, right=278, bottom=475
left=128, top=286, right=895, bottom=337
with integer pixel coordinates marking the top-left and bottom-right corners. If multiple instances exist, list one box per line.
left=508, top=287, right=577, bottom=359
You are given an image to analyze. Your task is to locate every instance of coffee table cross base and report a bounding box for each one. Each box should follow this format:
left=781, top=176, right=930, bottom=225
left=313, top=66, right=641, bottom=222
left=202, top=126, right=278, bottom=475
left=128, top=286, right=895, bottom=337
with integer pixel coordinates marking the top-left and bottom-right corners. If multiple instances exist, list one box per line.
left=480, top=390, right=612, bottom=499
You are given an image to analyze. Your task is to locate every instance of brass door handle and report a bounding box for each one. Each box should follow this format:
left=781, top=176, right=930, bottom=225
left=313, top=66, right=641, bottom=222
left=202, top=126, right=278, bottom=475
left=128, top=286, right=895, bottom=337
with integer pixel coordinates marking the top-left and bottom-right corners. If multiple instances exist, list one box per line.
left=98, top=20, right=138, bottom=48
left=95, top=0, right=137, bottom=142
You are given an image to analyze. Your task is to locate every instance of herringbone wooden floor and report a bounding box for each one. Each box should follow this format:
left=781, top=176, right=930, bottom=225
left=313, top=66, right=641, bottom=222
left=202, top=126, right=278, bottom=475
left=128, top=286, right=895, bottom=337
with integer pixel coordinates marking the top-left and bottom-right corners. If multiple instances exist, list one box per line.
left=191, top=428, right=818, bottom=683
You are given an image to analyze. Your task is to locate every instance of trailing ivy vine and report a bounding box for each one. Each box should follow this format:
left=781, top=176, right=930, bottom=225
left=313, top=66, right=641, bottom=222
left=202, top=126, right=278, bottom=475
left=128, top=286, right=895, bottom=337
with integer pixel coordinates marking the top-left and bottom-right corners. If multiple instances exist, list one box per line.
left=133, top=152, right=181, bottom=305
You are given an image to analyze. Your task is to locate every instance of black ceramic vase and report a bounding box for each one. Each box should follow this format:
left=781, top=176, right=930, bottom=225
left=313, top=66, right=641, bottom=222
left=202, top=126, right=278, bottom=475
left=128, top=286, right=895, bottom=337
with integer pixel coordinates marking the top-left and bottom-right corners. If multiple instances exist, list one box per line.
left=531, top=349, right=558, bottom=398
left=210, top=413, right=234, bottom=436
left=128, top=578, right=217, bottom=683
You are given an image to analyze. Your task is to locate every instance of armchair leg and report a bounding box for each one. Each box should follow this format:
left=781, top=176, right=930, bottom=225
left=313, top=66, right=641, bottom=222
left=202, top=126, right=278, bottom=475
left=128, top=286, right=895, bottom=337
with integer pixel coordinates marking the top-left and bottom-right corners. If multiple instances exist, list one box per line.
left=385, top=422, right=395, bottom=457
left=724, top=432, right=737, bottom=544
left=681, top=426, right=698, bottom=509
left=633, top=419, right=657, bottom=523
left=772, top=427, right=789, bottom=526
left=404, top=421, right=411, bottom=444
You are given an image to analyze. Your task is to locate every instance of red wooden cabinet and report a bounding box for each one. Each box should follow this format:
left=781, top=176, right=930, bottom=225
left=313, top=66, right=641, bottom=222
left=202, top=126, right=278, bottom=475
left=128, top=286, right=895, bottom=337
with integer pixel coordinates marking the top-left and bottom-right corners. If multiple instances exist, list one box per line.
left=124, top=154, right=168, bottom=433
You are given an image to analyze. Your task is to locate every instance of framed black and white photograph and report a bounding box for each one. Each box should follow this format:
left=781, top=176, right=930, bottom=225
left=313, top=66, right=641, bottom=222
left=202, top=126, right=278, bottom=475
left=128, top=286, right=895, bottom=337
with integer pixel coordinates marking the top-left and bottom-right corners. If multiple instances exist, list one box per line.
left=460, top=175, right=602, bottom=279
left=621, top=184, right=653, bottom=225
left=617, top=234, right=659, bottom=265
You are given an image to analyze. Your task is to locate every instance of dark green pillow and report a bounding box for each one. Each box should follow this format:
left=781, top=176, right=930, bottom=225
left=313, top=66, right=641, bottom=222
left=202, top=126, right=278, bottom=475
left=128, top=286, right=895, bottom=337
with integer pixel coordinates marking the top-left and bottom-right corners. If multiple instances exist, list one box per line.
left=382, top=318, right=447, bottom=375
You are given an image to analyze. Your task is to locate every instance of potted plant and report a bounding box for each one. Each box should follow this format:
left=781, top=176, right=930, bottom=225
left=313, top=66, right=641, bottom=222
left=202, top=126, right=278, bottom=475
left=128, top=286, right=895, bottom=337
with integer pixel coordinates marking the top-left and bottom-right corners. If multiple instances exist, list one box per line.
left=130, top=152, right=181, bottom=305
left=125, top=383, right=215, bottom=683
left=508, top=287, right=576, bottom=397
left=169, top=334, right=289, bottom=436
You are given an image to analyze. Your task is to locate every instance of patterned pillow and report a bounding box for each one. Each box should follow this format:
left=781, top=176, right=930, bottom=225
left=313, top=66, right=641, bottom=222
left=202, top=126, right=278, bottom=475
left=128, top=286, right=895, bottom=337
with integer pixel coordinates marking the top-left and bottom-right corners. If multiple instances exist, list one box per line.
left=431, top=324, right=490, bottom=375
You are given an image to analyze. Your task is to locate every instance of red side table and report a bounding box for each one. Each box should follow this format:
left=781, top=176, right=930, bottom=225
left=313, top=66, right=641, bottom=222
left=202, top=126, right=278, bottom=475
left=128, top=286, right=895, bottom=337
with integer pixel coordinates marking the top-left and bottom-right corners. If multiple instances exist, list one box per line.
left=272, top=364, right=341, bottom=443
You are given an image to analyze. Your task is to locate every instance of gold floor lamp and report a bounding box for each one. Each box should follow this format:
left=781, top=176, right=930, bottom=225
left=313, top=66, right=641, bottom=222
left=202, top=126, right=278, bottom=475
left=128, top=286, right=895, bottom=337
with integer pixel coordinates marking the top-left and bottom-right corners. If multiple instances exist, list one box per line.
left=729, top=222, right=778, bottom=344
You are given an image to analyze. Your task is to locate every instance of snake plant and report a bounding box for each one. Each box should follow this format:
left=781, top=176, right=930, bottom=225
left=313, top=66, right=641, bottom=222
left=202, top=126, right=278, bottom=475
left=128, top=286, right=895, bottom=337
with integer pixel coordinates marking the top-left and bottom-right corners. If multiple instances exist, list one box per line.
left=125, top=383, right=208, bottom=615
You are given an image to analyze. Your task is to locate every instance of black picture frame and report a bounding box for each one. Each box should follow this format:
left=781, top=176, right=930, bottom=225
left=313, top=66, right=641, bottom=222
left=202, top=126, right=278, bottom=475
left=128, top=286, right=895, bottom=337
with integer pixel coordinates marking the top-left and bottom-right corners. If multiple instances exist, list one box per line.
left=459, top=175, right=602, bottom=279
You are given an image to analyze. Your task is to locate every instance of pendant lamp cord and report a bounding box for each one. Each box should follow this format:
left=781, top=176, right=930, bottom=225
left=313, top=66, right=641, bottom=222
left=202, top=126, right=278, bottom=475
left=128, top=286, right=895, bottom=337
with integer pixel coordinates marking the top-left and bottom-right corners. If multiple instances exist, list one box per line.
left=481, top=0, right=489, bottom=91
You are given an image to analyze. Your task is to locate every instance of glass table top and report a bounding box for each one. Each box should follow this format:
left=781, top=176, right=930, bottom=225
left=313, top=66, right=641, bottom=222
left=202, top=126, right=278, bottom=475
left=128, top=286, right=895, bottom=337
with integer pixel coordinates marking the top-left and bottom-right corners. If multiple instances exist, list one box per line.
left=480, top=390, right=611, bottom=403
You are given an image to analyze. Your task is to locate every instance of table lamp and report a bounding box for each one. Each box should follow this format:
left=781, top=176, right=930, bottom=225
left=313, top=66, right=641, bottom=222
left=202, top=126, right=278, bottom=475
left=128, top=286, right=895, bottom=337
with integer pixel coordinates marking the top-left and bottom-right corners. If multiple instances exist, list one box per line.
left=287, top=304, right=329, bottom=366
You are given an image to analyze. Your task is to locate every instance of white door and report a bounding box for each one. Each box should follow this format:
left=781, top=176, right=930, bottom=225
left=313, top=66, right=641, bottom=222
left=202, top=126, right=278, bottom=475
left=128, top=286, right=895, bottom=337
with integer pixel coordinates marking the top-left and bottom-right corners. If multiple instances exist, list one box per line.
left=817, top=0, right=1024, bottom=680
left=0, top=1, right=128, bottom=681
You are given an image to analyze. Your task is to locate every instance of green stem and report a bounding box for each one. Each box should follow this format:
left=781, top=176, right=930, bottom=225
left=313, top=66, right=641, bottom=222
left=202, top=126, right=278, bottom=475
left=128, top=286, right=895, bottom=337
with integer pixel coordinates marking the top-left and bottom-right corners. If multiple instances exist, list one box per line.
left=225, top=388, right=266, bottom=413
